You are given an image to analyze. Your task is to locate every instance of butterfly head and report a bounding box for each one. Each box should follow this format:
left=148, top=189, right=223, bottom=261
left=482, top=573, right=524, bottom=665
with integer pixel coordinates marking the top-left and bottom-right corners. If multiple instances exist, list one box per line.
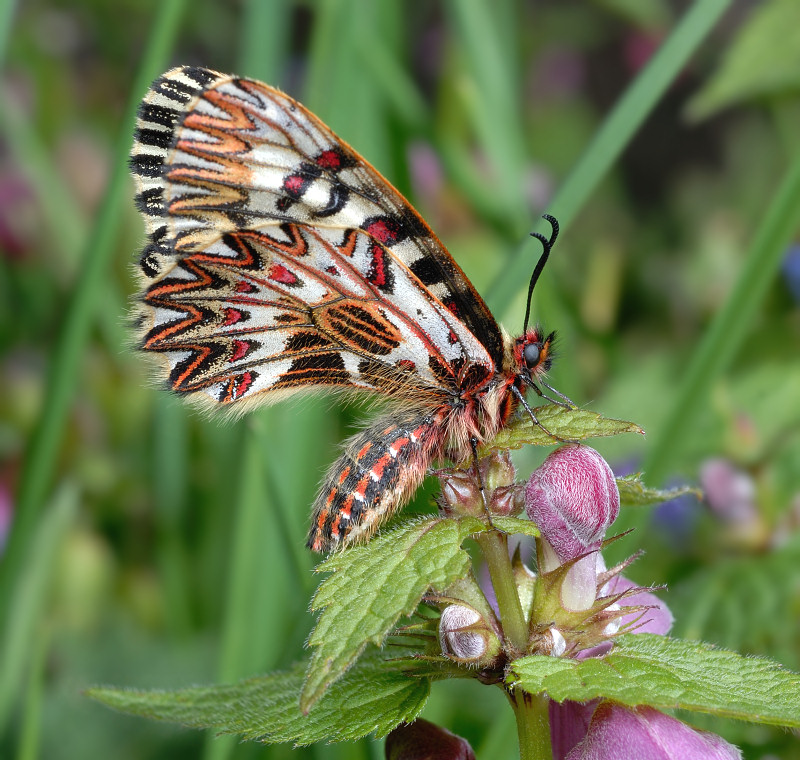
left=513, top=327, right=556, bottom=385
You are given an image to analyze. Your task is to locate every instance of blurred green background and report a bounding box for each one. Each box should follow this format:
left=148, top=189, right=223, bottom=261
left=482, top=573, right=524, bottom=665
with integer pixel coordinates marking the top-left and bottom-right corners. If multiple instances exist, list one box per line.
left=1, top=0, right=799, bottom=758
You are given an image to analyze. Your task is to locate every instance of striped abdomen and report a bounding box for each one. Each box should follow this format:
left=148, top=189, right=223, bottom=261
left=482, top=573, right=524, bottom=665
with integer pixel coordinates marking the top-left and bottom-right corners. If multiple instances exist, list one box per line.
left=307, top=412, right=445, bottom=552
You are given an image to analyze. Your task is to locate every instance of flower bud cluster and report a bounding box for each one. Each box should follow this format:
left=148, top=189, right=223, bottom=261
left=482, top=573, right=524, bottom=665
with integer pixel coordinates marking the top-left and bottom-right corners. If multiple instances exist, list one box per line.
left=437, top=451, right=524, bottom=520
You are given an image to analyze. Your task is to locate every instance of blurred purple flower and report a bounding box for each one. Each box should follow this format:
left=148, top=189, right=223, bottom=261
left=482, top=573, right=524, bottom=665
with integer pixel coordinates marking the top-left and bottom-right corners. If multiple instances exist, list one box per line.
left=700, top=458, right=757, bottom=526
left=782, top=244, right=800, bottom=303
left=562, top=703, right=741, bottom=760
left=0, top=482, right=11, bottom=553
left=408, top=141, right=444, bottom=206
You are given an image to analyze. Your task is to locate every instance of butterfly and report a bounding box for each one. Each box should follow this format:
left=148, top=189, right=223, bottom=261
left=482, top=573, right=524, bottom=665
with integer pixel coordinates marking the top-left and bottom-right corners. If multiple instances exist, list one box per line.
left=130, top=66, right=570, bottom=552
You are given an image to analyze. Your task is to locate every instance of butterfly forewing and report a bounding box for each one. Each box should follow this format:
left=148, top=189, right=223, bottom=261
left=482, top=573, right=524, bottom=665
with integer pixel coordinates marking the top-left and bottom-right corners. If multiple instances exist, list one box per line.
left=131, top=67, right=502, bottom=408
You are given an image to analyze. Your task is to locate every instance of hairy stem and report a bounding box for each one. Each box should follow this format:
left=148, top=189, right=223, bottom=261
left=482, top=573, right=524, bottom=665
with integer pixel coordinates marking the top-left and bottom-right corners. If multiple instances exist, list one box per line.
left=509, top=689, right=553, bottom=760
left=476, top=531, right=528, bottom=653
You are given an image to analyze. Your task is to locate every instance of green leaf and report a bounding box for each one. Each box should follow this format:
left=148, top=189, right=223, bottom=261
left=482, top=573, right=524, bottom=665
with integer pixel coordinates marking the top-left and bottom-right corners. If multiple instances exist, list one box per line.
left=88, top=648, right=429, bottom=745
left=491, top=516, right=540, bottom=539
left=301, top=516, right=482, bottom=712
left=509, top=634, right=800, bottom=728
left=617, top=473, right=701, bottom=507
left=688, top=0, right=800, bottom=120
left=481, top=406, right=643, bottom=453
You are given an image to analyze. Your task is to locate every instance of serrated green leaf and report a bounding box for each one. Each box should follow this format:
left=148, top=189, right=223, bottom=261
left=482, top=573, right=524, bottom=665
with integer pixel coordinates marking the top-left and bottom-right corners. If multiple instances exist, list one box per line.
left=481, top=406, right=643, bottom=453
left=302, top=516, right=483, bottom=711
left=617, top=473, right=701, bottom=507
left=687, top=0, right=800, bottom=120
left=88, top=648, right=429, bottom=745
left=509, top=634, right=800, bottom=727
left=491, top=516, right=540, bottom=539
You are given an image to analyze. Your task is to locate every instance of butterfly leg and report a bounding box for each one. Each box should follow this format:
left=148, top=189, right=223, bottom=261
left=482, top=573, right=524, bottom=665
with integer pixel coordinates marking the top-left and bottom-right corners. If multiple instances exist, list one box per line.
left=469, top=437, right=496, bottom=529
left=510, top=384, right=576, bottom=443
left=538, top=379, right=575, bottom=409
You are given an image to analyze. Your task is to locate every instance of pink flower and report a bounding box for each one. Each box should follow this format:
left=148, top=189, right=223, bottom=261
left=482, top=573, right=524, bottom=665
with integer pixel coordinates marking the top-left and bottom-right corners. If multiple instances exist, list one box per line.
left=550, top=581, right=675, bottom=754
left=563, top=703, right=741, bottom=760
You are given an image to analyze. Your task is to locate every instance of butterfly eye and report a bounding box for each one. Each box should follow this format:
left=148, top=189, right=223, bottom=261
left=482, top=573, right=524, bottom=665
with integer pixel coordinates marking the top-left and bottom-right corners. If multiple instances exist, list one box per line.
left=523, top=342, right=541, bottom=369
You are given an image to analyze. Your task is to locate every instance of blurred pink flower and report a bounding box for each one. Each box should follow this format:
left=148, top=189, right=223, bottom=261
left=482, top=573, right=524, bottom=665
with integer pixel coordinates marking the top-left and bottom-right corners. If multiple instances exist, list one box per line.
left=563, top=703, right=741, bottom=760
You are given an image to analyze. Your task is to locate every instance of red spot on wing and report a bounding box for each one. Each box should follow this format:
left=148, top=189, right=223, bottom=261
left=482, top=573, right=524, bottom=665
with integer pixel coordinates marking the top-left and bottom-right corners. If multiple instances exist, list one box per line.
left=283, top=174, right=305, bottom=196
left=223, top=371, right=254, bottom=402
left=448, top=329, right=458, bottom=344
left=316, top=149, right=342, bottom=170
left=235, top=372, right=253, bottom=396
left=325, top=265, right=338, bottom=275
left=236, top=280, right=256, bottom=293
left=368, top=244, right=388, bottom=287
left=366, top=218, right=399, bottom=244
left=444, top=299, right=460, bottom=316
left=397, top=359, right=416, bottom=371
left=222, top=307, right=243, bottom=326
left=269, top=264, right=299, bottom=285
left=230, top=339, right=250, bottom=362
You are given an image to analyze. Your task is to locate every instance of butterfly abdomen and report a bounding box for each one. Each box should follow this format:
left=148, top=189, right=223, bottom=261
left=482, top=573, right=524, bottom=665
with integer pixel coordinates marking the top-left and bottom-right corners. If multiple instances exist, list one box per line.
left=307, top=412, right=446, bottom=552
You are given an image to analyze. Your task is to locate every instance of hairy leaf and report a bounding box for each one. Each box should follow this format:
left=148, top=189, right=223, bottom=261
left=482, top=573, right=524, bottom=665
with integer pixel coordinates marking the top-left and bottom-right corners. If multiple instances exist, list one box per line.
left=88, top=649, right=429, bottom=745
left=617, top=473, right=701, bottom=507
left=509, top=634, right=800, bottom=727
left=483, top=406, right=643, bottom=453
left=302, top=516, right=482, bottom=711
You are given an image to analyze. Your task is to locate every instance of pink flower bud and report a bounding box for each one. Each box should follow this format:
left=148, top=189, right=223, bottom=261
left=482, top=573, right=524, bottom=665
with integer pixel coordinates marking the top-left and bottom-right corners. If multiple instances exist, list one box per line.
left=563, top=703, right=741, bottom=760
left=526, top=445, right=619, bottom=564
left=385, top=718, right=475, bottom=760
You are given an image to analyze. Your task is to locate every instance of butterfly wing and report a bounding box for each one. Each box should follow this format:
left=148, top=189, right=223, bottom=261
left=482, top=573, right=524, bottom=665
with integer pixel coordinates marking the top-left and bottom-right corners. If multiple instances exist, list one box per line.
left=130, top=66, right=503, bottom=408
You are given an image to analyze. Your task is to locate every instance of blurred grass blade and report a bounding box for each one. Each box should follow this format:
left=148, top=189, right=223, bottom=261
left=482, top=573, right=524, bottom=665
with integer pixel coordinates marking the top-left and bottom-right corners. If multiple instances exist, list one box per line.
left=643, top=149, right=800, bottom=483
left=487, top=0, right=735, bottom=315
left=0, top=94, right=86, bottom=273
left=447, top=0, right=529, bottom=232
left=0, top=483, right=77, bottom=736
left=0, top=0, right=187, bottom=664
left=17, top=624, right=50, bottom=760
left=152, top=397, right=192, bottom=637
left=0, top=0, right=17, bottom=65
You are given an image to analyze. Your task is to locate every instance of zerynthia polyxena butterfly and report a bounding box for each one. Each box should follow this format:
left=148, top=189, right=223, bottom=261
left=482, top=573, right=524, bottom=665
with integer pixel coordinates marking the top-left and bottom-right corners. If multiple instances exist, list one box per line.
left=130, top=66, right=572, bottom=552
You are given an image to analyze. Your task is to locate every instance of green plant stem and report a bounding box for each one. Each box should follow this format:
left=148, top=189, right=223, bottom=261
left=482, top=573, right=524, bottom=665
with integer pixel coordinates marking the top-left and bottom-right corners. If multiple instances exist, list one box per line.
left=509, top=689, right=552, bottom=760
left=476, top=531, right=527, bottom=653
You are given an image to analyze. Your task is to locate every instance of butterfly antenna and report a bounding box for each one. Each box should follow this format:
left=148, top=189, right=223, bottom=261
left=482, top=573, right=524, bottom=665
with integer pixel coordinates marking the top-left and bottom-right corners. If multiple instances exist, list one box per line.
left=522, top=214, right=560, bottom=334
